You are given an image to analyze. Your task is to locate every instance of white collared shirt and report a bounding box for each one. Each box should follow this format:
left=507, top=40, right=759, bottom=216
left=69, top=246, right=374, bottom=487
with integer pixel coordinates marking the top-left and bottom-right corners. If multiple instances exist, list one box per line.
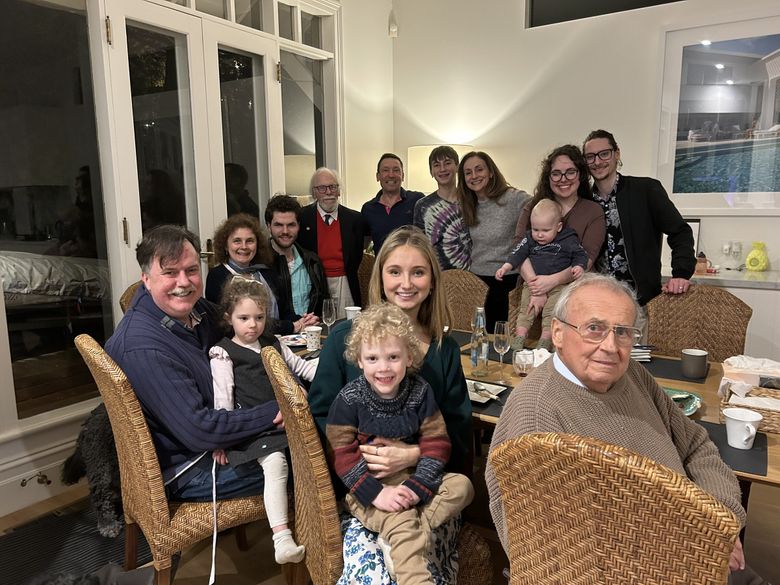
left=317, top=204, right=339, bottom=223
left=552, top=352, right=586, bottom=388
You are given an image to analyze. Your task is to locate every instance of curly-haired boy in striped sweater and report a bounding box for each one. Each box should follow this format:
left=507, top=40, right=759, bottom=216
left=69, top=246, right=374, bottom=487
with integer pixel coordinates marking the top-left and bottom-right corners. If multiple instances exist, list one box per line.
left=326, top=304, right=474, bottom=584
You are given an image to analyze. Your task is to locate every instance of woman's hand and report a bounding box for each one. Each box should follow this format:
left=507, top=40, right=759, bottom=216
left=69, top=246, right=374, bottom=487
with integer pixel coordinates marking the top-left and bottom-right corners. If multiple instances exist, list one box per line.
left=526, top=273, right=563, bottom=296
left=273, top=410, right=284, bottom=429
left=527, top=294, right=547, bottom=316
left=359, top=438, right=420, bottom=479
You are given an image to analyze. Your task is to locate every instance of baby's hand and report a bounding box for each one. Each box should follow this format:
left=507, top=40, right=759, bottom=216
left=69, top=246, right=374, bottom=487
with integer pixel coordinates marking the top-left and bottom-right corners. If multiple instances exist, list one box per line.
left=495, top=263, right=513, bottom=281
left=373, top=486, right=413, bottom=512
left=571, top=265, right=584, bottom=279
left=213, top=449, right=229, bottom=465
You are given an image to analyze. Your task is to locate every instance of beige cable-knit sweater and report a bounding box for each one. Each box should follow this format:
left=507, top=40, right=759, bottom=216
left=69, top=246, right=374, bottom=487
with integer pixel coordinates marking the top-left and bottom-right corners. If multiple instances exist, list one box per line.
left=485, top=359, right=746, bottom=552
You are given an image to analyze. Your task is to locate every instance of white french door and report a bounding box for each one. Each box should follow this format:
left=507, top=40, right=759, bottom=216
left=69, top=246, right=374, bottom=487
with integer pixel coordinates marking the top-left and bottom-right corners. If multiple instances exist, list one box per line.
left=103, top=0, right=282, bottom=273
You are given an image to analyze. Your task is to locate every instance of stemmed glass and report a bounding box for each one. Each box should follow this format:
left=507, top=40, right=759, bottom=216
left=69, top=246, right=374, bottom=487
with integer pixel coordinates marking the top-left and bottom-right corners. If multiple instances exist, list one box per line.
left=493, top=321, right=510, bottom=384
left=322, top=299, right=337, bottom=337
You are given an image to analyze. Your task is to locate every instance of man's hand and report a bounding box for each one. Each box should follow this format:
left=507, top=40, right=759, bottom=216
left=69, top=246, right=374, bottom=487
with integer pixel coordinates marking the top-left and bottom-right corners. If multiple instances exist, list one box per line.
left=729, top=538, right=745, bottom=572
left=212, top=449, right=229, bottom=465
left=662, top=277, right=690, bottom=295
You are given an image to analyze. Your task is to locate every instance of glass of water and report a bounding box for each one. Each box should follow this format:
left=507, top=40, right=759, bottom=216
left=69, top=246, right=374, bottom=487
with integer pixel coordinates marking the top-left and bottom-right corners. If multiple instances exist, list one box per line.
left=493, top=321, right=510, bottom=384
left=322, top=299, right=337, bottom=336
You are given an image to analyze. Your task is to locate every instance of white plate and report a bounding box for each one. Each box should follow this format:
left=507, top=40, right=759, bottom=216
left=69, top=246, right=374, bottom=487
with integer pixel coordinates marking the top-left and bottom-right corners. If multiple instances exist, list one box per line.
left=278, top=334, right=307, bottom=347
left=466, top=379, right=509, bottom=403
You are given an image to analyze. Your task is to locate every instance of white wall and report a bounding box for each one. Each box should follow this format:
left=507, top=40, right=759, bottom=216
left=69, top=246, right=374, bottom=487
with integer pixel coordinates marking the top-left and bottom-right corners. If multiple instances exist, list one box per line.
left=339, top=0, right=394, bottom=206
left=381, top=0, right=780, bottom=268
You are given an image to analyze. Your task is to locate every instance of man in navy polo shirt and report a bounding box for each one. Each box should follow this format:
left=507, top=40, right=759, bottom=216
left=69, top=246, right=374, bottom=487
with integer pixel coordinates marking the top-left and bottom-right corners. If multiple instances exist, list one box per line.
left=361, top=153, right=424, bottom=252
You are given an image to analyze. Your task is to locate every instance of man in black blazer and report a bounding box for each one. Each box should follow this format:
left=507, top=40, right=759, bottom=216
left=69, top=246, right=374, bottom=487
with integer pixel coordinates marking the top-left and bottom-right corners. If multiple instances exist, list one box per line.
left=298, top=168, right=367, bottom=315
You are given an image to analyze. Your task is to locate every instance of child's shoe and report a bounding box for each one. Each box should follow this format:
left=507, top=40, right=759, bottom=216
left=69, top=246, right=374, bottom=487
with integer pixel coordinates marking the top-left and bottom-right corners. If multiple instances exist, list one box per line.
left=536, top=338, right=553, bottom=352
left=510, top=336, right=526, bottom=351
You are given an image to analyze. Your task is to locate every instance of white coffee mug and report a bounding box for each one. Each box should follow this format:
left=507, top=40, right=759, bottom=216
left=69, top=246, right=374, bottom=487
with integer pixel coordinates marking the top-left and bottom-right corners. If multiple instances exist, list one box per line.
left=304, top=325, right=323, bottom=351
left=345, top=306, right=361, bottom=320
left=723, top=407, right=763, bottom=450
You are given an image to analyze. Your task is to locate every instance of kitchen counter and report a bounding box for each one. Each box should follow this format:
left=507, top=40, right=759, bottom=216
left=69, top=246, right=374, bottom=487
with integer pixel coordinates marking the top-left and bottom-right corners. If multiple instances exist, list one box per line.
left=662, top=269, right=780, bottom=290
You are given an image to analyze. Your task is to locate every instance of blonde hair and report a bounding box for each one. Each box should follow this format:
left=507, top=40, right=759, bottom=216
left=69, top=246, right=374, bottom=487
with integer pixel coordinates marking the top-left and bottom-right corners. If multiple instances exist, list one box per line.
left=344, top=303, right=424, bottom=372
left=367, top=226, right=451, bottom=344
left=530, top=198, right=563, bottom=224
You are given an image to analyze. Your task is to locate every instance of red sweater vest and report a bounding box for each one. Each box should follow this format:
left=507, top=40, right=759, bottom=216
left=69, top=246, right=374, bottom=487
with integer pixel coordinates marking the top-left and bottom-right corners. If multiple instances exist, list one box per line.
left=317, top=212, right=346, bottom=277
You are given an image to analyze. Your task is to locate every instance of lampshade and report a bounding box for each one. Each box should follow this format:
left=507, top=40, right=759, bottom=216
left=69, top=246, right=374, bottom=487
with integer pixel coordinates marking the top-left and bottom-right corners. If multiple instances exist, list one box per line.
left=406, top=145, right=473, bottom=193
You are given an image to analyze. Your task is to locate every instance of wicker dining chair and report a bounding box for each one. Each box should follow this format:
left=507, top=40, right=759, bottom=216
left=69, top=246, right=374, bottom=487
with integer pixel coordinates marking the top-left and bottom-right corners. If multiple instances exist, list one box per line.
left=118, top=280, right=142, bottom=313
left=489, top=433, right=741, bottom=585
left=647, top=284, right=752, bottom=362
left=74, top=334, right=270, bottom=585
left=441, top=269, right=489, bottom=331
left=261, top=346, right=493, bottom=585
left=357, top=252, right=375, bottom=309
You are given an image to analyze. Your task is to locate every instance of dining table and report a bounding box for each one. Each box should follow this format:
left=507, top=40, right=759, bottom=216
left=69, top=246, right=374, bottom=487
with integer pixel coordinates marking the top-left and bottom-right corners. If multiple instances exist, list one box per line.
left=459, top=348, right=780, bottom=490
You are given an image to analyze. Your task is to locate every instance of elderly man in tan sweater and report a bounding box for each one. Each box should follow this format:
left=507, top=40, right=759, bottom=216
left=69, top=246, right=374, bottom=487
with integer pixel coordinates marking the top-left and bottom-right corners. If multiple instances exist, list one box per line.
left=486, top=273, right=751, bottom=578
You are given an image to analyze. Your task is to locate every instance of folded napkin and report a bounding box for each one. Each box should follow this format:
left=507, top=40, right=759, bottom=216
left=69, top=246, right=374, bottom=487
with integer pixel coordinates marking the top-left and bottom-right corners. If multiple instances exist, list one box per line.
left=533, top=348, right=552, bottom=367
left=718, top=377, right=754, bottom=399
left=728, top=395, right=780, bottom=412
left=723, top=355, right=780, bottom=374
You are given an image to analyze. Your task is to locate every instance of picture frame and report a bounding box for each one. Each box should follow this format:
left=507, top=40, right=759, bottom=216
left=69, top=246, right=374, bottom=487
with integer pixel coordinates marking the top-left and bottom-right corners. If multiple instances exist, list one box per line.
left=656, top=15, right=780, bottom=216
left=661, top=218, right=700, bottom=270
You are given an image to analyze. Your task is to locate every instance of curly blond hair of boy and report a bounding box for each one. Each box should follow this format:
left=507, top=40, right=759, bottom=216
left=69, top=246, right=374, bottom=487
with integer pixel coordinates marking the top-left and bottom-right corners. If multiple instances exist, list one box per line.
left=344, top=303, right=424, bottom=372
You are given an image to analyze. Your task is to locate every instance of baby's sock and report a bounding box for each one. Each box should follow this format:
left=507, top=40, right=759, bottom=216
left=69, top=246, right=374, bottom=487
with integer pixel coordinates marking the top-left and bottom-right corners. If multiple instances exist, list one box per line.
left=272, top=528, right=305, bottom=564
left=377, top=536, right=396, bottom=580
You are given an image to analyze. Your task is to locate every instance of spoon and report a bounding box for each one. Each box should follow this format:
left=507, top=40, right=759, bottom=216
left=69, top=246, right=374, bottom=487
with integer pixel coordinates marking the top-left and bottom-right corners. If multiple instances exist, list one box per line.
left=473, top=382, right=499, bottom=401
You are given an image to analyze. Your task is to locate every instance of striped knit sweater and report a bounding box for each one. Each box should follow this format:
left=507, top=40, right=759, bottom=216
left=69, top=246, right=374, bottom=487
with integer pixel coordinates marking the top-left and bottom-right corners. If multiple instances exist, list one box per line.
left=485, top=358, right=746, bottom=553
left=326, top=374, right=451, bottom=507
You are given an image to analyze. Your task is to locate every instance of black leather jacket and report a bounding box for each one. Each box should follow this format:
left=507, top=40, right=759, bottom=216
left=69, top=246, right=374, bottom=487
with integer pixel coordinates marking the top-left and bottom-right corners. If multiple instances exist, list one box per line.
left=272, top=241, right=329, bottom=317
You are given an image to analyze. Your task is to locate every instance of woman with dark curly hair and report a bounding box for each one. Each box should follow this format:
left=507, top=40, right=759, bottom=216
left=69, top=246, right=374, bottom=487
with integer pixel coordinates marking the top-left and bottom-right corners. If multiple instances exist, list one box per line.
left=205, top=213, right=317, bottom=334
left=512, top=145, right=605, bottom=316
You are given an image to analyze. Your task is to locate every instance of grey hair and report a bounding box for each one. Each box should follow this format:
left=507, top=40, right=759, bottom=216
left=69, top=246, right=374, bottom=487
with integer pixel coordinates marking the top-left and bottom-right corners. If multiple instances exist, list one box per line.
left=309, top=167, right=340, bottom=197
left=552, top=273, right=639, bottom=326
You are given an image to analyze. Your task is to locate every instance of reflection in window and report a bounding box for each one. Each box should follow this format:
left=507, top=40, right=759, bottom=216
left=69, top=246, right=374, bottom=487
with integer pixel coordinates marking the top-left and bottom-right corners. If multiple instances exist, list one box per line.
left=673, top=35, right=780, bottom=193
left=0, top=0, right=112, bottom=417
left=278, top=2, right=294, bottom=41
left=219, top=49, right=267, bottom=218
left=195, top=0, right=226, bottom=19
left=281, top=52, right=325, bottom=196
left=301, top=12, right=322, bottom=49
left=236, top=0, right=265, bottom=31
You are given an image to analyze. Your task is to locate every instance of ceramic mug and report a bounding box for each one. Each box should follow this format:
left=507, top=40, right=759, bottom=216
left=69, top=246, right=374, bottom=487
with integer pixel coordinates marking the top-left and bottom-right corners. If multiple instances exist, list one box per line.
left=681, top=348, right=708, bottom=379
left=304, top=325, right=322, bottom=351
left=723, top=407, right=763, bottom=450
left=345, top=306, right=362, bottom=320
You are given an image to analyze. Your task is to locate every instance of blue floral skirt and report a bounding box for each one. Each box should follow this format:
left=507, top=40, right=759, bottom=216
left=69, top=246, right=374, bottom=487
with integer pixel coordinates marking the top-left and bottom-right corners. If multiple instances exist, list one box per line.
left=337, top=511, right=462, bottom=585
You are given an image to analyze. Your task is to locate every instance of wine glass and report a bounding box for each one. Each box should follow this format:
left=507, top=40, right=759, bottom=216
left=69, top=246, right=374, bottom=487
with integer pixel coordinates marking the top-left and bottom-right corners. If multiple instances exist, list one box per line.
left=322, top=299, right=337, bottom=337
left=493, top=321, right=510, bottom=384
left=513, top=349, right=534, bottom=378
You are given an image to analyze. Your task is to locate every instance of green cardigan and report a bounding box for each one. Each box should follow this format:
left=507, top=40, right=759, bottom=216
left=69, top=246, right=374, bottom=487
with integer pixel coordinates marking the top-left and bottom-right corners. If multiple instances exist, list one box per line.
left=309, top=320, right=472, bottom=472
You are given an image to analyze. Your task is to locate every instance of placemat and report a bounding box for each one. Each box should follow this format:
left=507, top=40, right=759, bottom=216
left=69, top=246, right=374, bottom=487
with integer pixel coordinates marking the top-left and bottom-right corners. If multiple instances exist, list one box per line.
left=640, top=356, right=709, bottom=384
left=696, top=420, right=768, bottom=476
left=470, top=380, right=514, bottom=419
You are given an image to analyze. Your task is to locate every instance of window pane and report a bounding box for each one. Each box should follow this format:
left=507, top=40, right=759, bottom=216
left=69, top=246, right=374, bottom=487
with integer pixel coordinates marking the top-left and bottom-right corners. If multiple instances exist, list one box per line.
left=301, top=12, right=321, bottom=49
left=195, top=0, right=227, bottom=20
left=281, top=52, right=324, bottom=195
left=126, top=24, right=196, bottom=233
left=0, top=0, right=112, bottom=417
left=528, top=0, right=684, bottom=27
left=235, top=0, right=265, bottom=31
left=219, top=49, right=268, bottom=218
left=278, top=2, right=294, bottom=40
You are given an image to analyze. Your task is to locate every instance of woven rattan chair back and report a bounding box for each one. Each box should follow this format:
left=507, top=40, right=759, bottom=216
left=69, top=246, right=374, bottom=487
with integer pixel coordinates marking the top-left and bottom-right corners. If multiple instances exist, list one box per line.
left=441, top=270, right=488, bottom=331
left=75, top=334, right=268, bottom=585
left=261, top=346, right=493, bottom=585
left=357, top=252, right=374, bottom=308
left=489, top=433, right=740, bottom=585
left=119, top=281, right=142, bottom=313
left=262, top=345, right=344, bottom=584
left=647, top=284, right=752, bottom=362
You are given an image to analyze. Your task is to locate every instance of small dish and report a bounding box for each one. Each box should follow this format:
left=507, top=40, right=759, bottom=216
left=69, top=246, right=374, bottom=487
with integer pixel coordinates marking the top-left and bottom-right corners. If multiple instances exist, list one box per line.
left=278, top=334, right=307, bottom=347
left=466, top=379, right=508, bottom=404
left=663, top=387, right=702, bottom=417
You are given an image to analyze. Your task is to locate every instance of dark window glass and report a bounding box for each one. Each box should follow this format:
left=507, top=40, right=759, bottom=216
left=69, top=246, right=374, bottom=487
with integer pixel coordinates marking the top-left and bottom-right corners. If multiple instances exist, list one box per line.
left=528, top=0, right=684, bottom=27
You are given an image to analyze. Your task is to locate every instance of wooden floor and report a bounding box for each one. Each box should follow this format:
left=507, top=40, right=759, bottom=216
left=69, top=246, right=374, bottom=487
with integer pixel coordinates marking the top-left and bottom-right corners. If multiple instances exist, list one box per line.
left=2, top=459, right=778, bottom=584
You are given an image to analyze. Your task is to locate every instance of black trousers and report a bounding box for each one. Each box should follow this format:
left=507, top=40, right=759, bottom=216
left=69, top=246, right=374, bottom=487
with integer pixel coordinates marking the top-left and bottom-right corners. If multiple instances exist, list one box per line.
left=475, top=273, right=518, bottom=334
